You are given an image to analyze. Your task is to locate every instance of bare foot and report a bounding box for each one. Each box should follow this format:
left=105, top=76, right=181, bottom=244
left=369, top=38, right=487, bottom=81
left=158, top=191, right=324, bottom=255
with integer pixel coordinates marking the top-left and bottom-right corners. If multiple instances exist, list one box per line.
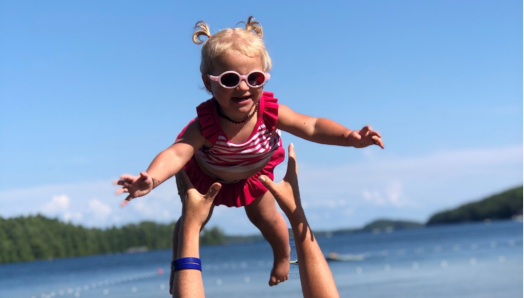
left=269, top=247, right=290, bottom=286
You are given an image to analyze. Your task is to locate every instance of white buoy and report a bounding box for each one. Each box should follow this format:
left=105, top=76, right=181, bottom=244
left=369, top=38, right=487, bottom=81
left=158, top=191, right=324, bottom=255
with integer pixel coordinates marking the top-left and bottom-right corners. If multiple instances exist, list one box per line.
left=59, top=290, right=64, bottom=296
left=103, top=289, right=109, bottom=295
left=67, top=289, right=73, bottom=294
left=160, top=284, right=166, bottom=290
left=50, top=292, right=56, bottom=297
left=131, top=287, right=137, bottom=293
left=74, top=292, right=80, bottom=298
left=469, top=258, right=477, bottom=265
left=83, top=285, right=89, bottom=291
left=412, top=262, right=419, bottom=269
left=244, top=276, right=251, bottom=283
left=216, top=279, right=223, bottom=286
left=440, top=260, right=448, bottom=268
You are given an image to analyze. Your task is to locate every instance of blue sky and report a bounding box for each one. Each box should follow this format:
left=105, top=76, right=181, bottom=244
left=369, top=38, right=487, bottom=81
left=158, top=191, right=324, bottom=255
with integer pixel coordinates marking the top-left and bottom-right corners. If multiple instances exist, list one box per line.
left=0, top=1, right=522, bottom=234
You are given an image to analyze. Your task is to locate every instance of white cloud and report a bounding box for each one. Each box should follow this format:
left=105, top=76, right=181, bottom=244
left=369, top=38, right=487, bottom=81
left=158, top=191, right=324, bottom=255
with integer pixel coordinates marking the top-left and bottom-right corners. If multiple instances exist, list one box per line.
left=88, top=199, right=112, bottom=217
left=41, top=194, right=70, bottom=214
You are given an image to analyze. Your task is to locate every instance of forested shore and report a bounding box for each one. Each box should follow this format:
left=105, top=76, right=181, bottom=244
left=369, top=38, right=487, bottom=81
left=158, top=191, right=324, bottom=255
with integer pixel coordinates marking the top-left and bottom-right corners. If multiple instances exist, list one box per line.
left=0, top=216, right=225, bottom=264
left=1, top=185, right=521, bottom=264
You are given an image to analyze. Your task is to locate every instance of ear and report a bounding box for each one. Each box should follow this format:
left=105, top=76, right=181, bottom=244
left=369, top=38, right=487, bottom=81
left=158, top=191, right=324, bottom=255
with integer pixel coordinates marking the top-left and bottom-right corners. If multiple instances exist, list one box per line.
left=202, top=75, right=212, bottom=93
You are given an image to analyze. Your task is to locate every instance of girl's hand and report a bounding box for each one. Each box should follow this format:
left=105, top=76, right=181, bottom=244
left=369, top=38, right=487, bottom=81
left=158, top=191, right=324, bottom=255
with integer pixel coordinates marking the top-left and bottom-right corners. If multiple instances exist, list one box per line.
left=347, top=126, right=384, bottom=149
left=114, top=172, right=154, bottom=207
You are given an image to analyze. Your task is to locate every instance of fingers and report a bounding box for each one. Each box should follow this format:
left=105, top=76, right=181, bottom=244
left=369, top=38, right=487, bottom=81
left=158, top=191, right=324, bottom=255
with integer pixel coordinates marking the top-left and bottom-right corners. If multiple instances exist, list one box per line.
left=115, top=188, right=128, bottom=195
left=258, top=175, right=276, bottom=193
left=285, top=143, right=298, bottom=178
left=120, top=194, right=134, bottom=207
left=139, top=172, right=150, bottom=181
left=204, top=182, right=222, bottom=202
left=360, top=125, right=370, bottom=136
left=119, top=174, right=136, bottom=181
left=371, top=135, right=385, bottom=149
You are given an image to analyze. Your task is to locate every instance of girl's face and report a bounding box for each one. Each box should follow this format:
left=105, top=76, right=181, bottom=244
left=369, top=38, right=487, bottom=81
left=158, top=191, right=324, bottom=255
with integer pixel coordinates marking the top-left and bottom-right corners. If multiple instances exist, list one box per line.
left=203, top=52, right=265, bottom=120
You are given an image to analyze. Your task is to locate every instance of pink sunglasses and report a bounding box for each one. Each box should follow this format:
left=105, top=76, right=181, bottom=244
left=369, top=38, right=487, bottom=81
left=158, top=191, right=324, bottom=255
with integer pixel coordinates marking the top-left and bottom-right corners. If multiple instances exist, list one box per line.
left=208, top=70, right=270, bottom=89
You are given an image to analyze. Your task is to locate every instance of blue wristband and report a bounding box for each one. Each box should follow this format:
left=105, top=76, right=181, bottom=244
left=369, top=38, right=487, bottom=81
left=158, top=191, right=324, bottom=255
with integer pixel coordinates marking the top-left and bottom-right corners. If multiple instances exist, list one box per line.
left=175, top=263, right=202, bottom=271
left=172, top=257, right=201, bottom=268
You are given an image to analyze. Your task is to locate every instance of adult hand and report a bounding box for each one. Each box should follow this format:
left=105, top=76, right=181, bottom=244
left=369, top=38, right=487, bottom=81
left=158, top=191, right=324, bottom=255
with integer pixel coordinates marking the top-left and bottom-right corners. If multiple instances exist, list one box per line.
left=258, top=144, right=303, bottom=220
left=346, top=125, right=384, bottom=149
left=114, top=172, right=154, bottom=207
left=179, top=170, right=222, bottom=230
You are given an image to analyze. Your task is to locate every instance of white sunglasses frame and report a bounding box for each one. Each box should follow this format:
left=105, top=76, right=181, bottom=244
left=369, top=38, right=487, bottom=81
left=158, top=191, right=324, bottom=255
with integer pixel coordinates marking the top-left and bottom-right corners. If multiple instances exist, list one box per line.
left=207, top=70, right=271, bottom=89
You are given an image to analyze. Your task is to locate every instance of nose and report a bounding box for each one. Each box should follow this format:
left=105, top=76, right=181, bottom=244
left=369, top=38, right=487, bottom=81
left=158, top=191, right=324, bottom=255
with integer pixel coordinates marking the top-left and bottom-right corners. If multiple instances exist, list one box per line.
left=238, top=79, right=249, bottom=91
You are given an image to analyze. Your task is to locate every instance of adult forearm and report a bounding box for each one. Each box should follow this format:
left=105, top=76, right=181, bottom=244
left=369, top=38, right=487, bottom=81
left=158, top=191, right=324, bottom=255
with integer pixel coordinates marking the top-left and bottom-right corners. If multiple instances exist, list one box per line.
left=290, top=215, right=339, bottom=298
left=310, top=118, right=352, bottom=146
left=173, top=220, right=204, bottom=298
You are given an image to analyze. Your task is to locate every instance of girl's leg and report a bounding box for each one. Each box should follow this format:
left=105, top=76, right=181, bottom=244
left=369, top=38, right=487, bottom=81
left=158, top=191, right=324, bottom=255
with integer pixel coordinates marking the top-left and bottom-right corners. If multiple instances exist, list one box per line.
left=245, top=190, right=290, bottom=286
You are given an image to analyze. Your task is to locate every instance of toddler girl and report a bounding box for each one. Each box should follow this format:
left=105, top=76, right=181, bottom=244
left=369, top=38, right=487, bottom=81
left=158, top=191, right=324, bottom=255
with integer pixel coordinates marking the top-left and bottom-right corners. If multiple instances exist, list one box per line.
left=116, top=16, right=384, bottom=287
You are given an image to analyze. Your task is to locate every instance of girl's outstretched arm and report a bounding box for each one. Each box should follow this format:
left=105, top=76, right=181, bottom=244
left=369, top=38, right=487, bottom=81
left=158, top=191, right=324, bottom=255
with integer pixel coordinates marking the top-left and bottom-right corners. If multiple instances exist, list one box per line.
left=115, top=119, right=205, bottom=205
left=277, top=104, right=384, bottom=149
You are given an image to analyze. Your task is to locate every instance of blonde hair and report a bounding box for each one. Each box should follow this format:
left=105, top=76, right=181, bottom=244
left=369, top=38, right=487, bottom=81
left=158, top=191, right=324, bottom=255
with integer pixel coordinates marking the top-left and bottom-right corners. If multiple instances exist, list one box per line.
left=192, top=16, right=272, bottom=75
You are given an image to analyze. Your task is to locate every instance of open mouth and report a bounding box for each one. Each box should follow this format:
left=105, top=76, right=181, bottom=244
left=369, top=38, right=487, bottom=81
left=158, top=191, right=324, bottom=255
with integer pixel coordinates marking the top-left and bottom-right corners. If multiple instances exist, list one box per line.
left=231, top=95, right=251, bottom=103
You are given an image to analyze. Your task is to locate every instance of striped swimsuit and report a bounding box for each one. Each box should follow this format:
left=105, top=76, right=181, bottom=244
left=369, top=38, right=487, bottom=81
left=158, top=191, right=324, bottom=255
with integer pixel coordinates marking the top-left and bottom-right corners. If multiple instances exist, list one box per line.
left=179, top=91, right=285, bottom=207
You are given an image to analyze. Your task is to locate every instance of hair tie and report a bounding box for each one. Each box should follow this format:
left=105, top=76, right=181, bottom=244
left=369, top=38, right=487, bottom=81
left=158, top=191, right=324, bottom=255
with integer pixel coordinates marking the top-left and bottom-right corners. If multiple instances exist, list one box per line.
left=208, top=34, right=212, bottom=38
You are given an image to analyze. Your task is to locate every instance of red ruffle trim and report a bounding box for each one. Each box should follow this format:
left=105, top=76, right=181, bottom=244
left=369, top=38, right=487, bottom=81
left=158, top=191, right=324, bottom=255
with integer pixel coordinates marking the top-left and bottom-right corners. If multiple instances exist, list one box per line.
left=261, top=91, right=279, bottom=132
left=196, top=99, right=220, bottom=144
left=195, top=91, right=279, bottom=143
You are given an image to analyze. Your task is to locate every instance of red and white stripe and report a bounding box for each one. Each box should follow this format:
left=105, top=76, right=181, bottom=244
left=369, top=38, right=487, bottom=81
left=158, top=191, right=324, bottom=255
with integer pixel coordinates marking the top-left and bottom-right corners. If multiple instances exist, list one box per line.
left=196, top=124, right=282, bottom=173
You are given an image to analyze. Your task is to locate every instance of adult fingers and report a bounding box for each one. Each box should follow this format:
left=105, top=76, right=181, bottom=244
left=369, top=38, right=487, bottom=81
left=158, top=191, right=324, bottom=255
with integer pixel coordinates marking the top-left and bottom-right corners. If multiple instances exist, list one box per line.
left=258, top=175, right=277, bottom=194
left=285, top=143, right=298, bottom=179
left=204, top=182, right=222, bottom=202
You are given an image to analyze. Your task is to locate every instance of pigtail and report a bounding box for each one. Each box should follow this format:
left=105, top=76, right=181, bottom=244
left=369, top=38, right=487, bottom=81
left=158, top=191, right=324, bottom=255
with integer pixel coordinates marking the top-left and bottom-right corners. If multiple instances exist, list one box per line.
left=238, top=16, right=263, bottom=38
left=192, top=21, right=212, bottom=45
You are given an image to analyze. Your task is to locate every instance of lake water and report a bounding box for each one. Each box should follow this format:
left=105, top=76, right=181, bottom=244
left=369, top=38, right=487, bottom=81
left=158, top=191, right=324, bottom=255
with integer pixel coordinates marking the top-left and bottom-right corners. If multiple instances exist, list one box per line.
left=1, top=220, right=522, bottom=298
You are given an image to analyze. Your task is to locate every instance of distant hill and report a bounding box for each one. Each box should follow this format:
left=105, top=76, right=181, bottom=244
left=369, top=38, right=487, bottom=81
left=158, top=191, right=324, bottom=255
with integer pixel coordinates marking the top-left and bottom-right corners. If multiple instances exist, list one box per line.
left=362, top=219, right=423, bottom=231
left=427, top=186, right=523, bottom=225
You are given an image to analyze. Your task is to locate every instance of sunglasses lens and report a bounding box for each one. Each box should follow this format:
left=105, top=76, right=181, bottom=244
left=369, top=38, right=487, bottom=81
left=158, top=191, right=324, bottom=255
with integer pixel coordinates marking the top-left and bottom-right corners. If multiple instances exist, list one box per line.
left=221, top=73, right=240, bottom=87
left=248, top=72, right=265, bottom=86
